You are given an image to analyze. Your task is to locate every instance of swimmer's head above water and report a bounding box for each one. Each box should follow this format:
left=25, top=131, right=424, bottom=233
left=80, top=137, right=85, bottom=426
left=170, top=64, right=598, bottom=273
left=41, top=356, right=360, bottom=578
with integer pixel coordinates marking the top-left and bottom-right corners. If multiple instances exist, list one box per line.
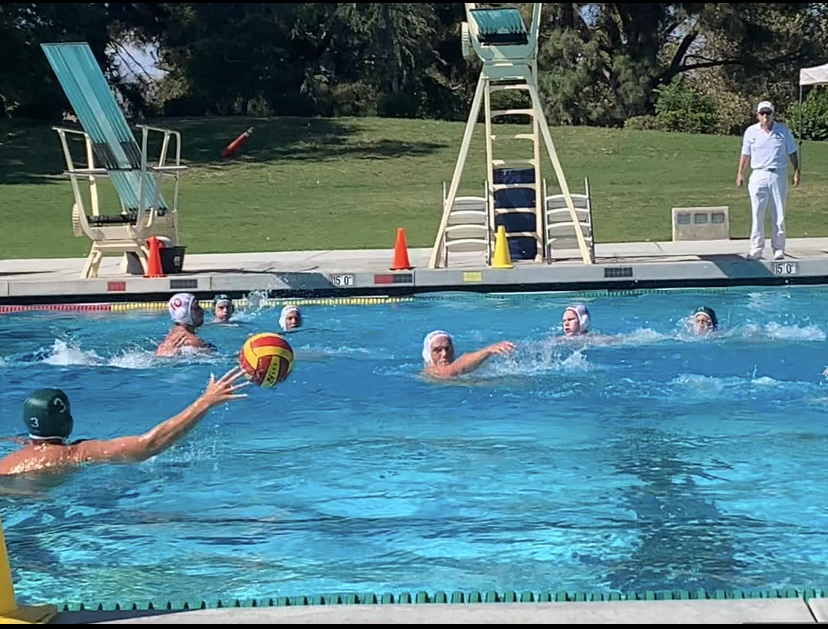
left=423, top=330, right=455, bottom=366
left=279, top=305, right=302, bottom=331
left=693, top=306, right=718, bottom=334
left=562, top=303, right=590, bottom=336
left=169, top=293, right=204, bottom=330
left=212, top=294, right=235, bottom=322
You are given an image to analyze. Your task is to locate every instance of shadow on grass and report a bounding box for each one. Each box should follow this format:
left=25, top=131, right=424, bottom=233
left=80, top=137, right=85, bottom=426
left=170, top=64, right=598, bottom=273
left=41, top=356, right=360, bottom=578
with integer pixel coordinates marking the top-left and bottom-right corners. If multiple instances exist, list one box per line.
left=174, top=116, right=447, bottom=167
left=0, top=118, right=70, bottom=185
left=0, top=116, right=448, bottom=185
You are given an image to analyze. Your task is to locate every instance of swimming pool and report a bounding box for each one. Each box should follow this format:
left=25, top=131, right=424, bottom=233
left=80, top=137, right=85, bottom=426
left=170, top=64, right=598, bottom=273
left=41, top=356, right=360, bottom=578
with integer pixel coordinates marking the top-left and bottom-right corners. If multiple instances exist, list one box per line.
left=1, top=286, right=828, bottom=606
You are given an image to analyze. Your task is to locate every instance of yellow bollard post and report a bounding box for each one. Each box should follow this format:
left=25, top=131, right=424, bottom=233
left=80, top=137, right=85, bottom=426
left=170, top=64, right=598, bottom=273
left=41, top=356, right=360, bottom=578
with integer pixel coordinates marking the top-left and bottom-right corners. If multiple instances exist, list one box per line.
left=0, top=519, right=57, bottom=624
left=492, top=225, right=513, bottom=269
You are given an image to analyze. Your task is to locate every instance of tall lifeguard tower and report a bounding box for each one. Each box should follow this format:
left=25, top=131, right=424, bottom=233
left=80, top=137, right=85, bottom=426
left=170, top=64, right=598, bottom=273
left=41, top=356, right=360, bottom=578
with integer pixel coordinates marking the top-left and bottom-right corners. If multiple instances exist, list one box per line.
left=428, top=3, right=593, bottom=269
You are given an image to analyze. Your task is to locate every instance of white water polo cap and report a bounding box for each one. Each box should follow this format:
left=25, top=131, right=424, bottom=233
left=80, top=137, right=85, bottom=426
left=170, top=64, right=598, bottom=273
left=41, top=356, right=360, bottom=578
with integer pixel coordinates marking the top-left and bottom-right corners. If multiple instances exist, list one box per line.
left=422, top=330, right=453, bottom=365
left=565, top=303, right=590, bottom=333
left=169, top=293, right=197, bottom=326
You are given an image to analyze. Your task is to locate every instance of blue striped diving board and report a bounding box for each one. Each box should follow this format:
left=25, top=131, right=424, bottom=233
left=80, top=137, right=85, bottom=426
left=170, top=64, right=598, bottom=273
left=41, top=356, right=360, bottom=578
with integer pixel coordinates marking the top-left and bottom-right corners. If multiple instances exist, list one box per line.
left=41, top=42, right=168, bottom=214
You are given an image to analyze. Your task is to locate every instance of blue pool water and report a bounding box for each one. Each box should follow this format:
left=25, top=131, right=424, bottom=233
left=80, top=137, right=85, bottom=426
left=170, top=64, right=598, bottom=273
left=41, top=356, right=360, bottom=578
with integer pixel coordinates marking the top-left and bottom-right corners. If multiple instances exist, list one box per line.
left=2, top=286, right=828, bottom=605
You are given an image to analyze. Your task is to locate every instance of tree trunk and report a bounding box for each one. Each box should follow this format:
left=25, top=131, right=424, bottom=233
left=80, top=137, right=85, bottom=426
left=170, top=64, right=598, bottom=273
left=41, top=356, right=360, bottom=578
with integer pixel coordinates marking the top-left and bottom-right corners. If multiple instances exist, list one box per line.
left=381, top=3, right=400, bottom=93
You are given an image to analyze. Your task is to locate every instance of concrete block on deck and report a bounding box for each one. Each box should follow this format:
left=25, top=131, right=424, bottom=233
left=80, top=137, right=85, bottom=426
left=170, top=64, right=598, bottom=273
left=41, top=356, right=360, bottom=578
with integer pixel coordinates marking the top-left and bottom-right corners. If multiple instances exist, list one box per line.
left=672, top=206, right=730, bottom=242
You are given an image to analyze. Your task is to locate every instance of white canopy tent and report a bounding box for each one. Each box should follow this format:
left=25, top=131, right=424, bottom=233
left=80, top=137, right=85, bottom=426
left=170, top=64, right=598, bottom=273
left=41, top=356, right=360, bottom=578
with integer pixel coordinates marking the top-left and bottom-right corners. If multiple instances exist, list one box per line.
left=796, top=62, right=828, bottom=165
left=799, top=62, right=828, bottom=87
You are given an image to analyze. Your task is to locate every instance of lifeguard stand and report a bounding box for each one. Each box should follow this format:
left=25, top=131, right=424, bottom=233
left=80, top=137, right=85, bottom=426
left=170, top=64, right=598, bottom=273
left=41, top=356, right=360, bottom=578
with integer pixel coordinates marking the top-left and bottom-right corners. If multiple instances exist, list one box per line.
left=429, top=3, right=593, bottom=268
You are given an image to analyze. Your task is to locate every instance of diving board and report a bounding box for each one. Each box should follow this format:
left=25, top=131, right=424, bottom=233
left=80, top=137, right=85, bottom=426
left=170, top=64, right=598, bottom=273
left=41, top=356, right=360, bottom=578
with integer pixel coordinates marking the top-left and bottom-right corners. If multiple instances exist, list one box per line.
left=42, top=42, right=187, bottom=278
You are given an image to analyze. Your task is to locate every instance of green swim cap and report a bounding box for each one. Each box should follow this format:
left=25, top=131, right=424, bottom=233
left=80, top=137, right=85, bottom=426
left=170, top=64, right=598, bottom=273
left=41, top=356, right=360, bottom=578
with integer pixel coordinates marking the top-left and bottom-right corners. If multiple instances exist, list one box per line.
left=22, top=389, right=74, bottom=441
left=213, top=294, right=234, bottom=311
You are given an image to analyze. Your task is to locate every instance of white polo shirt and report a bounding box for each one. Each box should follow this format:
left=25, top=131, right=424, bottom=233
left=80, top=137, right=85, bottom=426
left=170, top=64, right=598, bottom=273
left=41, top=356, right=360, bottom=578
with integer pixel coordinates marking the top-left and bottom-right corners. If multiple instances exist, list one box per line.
left=741, top=122, right=797, bottom=171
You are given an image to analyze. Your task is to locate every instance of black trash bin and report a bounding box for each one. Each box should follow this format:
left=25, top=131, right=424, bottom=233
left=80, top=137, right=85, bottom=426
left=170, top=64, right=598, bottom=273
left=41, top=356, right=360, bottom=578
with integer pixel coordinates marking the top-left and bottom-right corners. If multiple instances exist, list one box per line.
left=124, top=239, right=186, bottom=275
left=160, top=246, right=186, bottom=274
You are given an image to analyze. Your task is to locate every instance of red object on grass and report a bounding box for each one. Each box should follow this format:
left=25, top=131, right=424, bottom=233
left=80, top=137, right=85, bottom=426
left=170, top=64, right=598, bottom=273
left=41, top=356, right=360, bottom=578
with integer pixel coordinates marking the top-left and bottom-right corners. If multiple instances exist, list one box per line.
left=222, top=126, right=255, bottom=158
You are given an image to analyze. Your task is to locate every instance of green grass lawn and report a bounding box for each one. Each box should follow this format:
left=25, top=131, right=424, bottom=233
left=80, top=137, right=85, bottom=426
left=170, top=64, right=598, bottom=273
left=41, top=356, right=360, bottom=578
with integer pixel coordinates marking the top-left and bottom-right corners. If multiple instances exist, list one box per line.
left=0, top=115, right=825, bottom=260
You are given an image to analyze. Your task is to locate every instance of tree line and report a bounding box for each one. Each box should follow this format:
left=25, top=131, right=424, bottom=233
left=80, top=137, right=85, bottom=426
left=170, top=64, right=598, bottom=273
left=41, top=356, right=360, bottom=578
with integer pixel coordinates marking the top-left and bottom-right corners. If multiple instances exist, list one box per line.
left=3, top=3, right=828, bottom=137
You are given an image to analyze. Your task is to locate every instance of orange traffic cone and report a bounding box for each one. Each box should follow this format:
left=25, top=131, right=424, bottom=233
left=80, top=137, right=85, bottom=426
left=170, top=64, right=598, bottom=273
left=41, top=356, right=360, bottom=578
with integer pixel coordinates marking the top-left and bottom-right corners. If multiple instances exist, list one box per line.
left=222, top=127, right=254, bottom=158
left=390, top=228, right=413, bottom=271
left=145, top=236, right=166, bottom=278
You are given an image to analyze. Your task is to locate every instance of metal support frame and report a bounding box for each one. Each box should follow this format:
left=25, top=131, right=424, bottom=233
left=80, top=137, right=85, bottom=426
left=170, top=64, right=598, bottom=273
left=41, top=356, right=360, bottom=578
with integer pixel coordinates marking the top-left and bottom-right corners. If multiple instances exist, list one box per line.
left=53, top=124, right=187, bottom=279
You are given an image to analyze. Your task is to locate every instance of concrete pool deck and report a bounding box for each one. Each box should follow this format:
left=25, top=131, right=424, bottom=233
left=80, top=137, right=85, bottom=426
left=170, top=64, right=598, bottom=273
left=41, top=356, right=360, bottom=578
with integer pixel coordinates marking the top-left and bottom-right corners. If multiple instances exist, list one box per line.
left=1, top=236, right=828, bottom=306
left=5, top=236, right=828, bottom=624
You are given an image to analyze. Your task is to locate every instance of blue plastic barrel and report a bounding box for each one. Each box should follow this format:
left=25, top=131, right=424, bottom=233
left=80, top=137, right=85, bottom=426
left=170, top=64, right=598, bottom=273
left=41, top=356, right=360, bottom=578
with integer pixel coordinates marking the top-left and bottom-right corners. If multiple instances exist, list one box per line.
left=493, top=167, right=537, bottom=260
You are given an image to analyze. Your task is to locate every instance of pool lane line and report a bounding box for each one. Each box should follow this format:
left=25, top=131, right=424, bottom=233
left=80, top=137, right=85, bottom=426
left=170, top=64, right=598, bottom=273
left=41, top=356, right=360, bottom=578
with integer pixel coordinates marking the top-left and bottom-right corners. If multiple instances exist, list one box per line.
left=50, top=586, right=826, bottom=612
left=109, top=296, right=416, bottom=312
left=0, top=297, right=415, bottom=314
left=2, top=284, right=826, bottom=315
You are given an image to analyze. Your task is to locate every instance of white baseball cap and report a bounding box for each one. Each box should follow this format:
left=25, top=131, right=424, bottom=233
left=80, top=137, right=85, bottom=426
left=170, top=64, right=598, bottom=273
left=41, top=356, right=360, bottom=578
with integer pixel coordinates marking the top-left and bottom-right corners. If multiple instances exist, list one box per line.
left=756, top=101, right=774, bottom=114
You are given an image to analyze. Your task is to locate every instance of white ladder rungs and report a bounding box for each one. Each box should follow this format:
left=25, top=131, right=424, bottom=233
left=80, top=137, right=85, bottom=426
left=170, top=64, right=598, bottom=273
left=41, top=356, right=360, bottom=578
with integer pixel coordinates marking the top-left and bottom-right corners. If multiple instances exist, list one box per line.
left=491, top=133, right=536, bottom=141
left=494, top=207, right=537, bottom=214
left=491, top=183, right=536, bottom=191
left=492, top=158, right=536, bottom=167
left=490, top=108, right=535, bottom=118
left=502, top=231, right=543, bottom=239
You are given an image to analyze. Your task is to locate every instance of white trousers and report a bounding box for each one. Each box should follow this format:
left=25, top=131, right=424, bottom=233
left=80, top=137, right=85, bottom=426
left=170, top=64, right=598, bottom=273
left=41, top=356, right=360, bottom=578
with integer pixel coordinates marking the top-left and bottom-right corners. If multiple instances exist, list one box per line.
left=748, top=170, right=787, bottom=254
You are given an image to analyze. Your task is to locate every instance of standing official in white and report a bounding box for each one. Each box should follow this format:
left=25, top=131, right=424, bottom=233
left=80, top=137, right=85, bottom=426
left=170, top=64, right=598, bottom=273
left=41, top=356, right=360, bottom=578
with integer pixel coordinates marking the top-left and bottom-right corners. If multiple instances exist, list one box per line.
left=736, top=101, right=800, bottom=260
